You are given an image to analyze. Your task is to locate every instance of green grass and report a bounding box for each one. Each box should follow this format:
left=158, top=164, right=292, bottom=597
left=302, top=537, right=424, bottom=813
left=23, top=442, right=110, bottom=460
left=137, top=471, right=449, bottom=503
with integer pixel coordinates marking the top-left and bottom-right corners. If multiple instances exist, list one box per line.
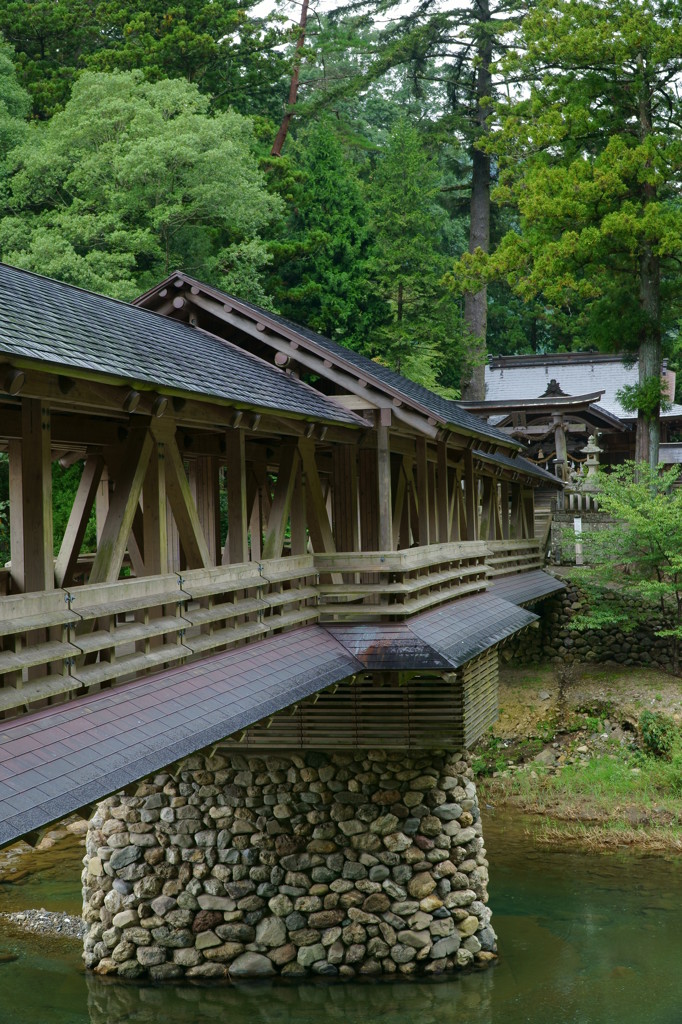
left=485, top=734, right=682, bottom=837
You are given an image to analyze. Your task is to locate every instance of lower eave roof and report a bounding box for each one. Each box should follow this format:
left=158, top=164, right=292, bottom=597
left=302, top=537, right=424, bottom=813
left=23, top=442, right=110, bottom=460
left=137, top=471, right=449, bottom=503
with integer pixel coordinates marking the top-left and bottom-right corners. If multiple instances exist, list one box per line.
left=0, top=591, right=537, bottom=848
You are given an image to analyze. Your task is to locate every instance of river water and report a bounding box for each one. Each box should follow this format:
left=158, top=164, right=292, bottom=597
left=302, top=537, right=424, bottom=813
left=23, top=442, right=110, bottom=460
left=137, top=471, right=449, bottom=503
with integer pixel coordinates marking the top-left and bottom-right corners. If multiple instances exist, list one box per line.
left=1, top=811, right=680, bottom=1024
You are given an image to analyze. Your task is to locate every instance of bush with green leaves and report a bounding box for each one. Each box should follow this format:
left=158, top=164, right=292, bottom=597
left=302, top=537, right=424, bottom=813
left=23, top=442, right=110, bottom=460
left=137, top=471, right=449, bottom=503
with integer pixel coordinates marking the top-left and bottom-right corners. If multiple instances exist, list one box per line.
left=639, top=711, right=677, bottom=759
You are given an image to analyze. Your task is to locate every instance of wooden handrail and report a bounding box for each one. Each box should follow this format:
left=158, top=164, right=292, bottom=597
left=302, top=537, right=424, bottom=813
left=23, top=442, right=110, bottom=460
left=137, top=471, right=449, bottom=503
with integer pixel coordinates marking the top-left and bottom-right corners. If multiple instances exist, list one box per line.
left=0, top=541, right=545, bottom=717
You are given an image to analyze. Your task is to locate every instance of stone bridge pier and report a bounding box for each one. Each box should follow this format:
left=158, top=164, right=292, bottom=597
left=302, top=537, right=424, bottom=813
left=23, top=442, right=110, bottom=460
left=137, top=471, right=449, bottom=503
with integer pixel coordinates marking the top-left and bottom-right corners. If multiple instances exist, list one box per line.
left=82, top=748, right=496, bottom=980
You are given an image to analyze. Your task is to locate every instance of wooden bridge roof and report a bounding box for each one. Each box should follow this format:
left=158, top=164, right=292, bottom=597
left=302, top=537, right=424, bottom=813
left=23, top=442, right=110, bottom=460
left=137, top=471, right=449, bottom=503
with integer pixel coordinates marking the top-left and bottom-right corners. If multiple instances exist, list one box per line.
left=0, top=590, right=543, bottom=849
left=0, top=263, right=364, bottom=428
left=137, top=273, right=520, bottom=451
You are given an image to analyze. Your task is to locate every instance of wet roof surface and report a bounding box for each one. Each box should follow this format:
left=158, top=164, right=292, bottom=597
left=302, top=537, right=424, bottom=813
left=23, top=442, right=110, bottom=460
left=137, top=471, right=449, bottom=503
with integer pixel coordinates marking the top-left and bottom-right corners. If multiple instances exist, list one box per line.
left=0, top=583, right=546, bottom=848
left=489, top=569, right=566, bottom=605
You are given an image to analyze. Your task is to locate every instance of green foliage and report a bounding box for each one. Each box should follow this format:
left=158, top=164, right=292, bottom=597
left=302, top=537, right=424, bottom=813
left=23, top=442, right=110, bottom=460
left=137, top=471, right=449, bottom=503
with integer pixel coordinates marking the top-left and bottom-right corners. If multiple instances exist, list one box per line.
left=569, top=462, right=682, bottom=671
left=0, top=0, right=288, bottom=120
left=617, top=375, right=672, bottom=420
left=639, top=710, right=677, bottom=759
left=267, top=117, right=380, bottom=346
left=366, top=117, right=465, bottom=395
left=449, top=0, right=682, bottom=397
left=1, top=71, right=282, bottom=300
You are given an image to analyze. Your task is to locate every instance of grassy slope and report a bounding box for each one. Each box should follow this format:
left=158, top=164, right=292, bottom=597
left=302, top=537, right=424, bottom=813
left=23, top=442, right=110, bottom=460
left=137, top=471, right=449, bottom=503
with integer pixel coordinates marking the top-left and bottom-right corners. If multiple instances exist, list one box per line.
left=478, top=663, right=682, bottom=850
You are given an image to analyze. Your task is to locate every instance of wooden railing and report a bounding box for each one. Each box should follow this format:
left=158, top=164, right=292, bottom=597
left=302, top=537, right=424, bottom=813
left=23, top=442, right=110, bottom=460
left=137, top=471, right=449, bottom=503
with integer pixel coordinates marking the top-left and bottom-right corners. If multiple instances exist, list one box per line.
left=0, top=555, right=317, bottom=716
left=315, top=541, right=490, bottom=621
left=0, top=540, right=544, bottom=717
left=485, top=538, right=544, bottom=576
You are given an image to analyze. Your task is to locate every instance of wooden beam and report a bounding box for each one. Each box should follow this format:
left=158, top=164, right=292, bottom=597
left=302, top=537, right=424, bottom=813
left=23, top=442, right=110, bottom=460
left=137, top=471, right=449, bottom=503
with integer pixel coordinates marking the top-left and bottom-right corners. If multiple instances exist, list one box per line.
left=299, top=438, right=336, bottom=554
left=142, top=440, right=168, bottom=576
left=377, top=424, right=393, bottom=551
left=224, top=429, right=248, bottom=565
left=155, top=425, right=211, bottom=570
left=9, top=400, right=53, bottom=593
left=416, top=437, right=430, bottom=546
left=262, top=443, right=300, bottom=559
left=55, top=453, right=104, bottom=587
left=89, top=428, right=154, bottom=583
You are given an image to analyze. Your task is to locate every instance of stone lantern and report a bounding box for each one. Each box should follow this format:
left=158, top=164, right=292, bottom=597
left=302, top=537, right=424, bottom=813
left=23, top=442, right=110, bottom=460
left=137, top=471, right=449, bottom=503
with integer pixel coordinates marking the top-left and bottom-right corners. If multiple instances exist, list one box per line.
left=580, top=433, right=602, bottom=490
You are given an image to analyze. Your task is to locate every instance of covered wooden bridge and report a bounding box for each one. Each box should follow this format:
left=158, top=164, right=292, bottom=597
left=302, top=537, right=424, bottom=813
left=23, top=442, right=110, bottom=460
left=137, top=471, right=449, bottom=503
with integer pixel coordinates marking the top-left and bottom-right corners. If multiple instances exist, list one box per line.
left=0, top=264, right=563, bottom=848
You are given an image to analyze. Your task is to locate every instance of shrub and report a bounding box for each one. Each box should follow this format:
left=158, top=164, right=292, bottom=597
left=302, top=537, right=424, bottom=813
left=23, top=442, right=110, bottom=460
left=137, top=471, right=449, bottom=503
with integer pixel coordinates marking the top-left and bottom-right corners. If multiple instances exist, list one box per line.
left=639, top=710, right=677, bottom=759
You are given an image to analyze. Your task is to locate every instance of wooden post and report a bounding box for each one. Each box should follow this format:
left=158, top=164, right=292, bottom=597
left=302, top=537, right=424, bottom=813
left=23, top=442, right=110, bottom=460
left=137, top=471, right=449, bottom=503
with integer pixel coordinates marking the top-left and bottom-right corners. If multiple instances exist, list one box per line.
left=553, top=415, right=568, bottom=482
left=262, top=443, right=300, bottom=559
left=55, top=453, right=104, bottom=587
left=332, top=445, right=359, bottom=552
left=523, top=487, right=535, bottom=539
left=89, top=428, right=154, bottom=584
left=436, top=441, right=449, bottom=542
left=480, top=476, right=494, bottom=540
left=392, top=458, right=407, bottom=549
left=9, top=400, right=53, bottom=593
left=153, top=423, right=211, bottom=570
left=428, top=459, right=438, bottom=543
left=358, top=449, right=378, bottom=551
left=224, top=430, right=248, bottom=565
left=96, top=466, right=110, bottom=545
left=290, top=462, right=307, bottom=555
left=463, top=449, right=478, bottom=541
left=192, top=456, right=220, bottom=565
left=511, top=482, right=523, bottom=538
left=143, top=440, right=168, bottom=576
left=500, top=480, right=510, bottom=539
left=415, top=437, right=430, bottom=546
left=377, top=423, right=393, bottom=551
left=299, top=438, right=336, bottom=553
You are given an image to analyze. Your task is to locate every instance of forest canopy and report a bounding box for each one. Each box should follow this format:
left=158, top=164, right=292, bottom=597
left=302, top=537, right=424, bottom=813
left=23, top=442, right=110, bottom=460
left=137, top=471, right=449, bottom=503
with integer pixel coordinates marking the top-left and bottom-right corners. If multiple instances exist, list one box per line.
left=0, top=0, right=681, bottom=412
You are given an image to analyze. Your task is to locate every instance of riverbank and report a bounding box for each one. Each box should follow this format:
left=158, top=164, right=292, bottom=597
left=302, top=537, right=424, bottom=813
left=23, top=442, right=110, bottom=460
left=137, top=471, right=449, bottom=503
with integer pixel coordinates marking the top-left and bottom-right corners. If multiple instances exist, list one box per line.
left=477, top=662, right=682, bottom=851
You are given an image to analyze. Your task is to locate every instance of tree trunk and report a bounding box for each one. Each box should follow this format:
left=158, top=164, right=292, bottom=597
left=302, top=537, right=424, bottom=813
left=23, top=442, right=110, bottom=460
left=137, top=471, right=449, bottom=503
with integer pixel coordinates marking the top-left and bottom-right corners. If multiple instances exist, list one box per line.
left=461, top=0, right=492, bottom=402
left=638, top=246, right=661, bottom=469
left=636, top=63, right=661, bottom=469
left=271, top=0, right=309, bottom=157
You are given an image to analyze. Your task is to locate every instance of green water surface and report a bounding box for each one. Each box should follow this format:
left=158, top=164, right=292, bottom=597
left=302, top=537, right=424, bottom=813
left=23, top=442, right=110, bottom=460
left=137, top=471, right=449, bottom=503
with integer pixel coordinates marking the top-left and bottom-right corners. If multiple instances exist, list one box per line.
left=1, top=813, right=680, bottom=1024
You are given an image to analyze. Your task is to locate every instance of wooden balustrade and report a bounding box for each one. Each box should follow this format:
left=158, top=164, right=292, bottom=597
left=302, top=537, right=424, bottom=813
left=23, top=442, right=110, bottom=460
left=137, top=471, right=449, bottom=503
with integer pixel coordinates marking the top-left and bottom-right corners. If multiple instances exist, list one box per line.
left=485, top=538, right=544, bottom=576
left=315, top=542, right=490, bottom=621
left=0, top=556, right=318, bottom=716
left=0, top=540, right=546, bottom=717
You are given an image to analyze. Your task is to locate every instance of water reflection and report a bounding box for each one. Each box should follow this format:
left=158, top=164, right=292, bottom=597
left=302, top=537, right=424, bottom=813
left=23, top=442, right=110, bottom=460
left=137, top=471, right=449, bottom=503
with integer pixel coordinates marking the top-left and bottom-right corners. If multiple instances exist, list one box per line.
left=4, top=814, right=682, bottom=1024
left=85, top=972, right=495, bottom=1024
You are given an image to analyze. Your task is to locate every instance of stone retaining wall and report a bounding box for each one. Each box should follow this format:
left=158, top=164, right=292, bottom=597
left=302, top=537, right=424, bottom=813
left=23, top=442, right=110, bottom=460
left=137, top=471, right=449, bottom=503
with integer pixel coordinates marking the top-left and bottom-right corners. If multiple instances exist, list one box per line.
left=82, top=750, right=496, bottom=980
left=505, top=579, right=675, bottom=672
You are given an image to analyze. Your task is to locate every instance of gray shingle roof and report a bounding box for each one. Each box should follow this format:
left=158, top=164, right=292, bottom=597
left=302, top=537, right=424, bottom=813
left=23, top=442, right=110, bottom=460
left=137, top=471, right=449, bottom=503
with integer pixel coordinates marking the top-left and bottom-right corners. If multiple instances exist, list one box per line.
left=489, top=569, right=566, bottom=605
left=145, top=274, right=518, bottom=448
left=0, top=263, right=363, bottom=427
left=0, top=589, right=537, bottom=847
